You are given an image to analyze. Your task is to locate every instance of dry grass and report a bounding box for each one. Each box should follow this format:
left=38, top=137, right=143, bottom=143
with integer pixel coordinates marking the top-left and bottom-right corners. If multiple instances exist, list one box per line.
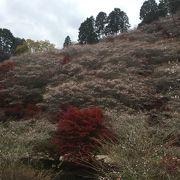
left=94, top=110, right=180, bottom=180
left=0, top=164, right=51, bottom=180
left=0, top=117, right=56, bottom=179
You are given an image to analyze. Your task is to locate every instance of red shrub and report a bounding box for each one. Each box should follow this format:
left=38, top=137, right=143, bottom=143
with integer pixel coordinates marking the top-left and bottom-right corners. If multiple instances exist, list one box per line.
left=24, top=104, right=41, bottom=116
left=105, top=36, right=115, bottom=43
left=0, top=61, right=15, bottom=72
left=160, top=156, right=180, bottom=174
left=54, top=106, right=116, bottom=163
left=62, top=55, right=72, bottom=65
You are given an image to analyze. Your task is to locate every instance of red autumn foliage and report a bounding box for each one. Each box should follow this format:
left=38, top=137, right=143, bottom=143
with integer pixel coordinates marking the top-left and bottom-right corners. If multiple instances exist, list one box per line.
left=62, top=55, right=72, bottom=65
left=105, top=36, right=115, bottom=43
left=54, top=106, right=116, bottom=163
left=24, top=103, right=41, bottom=116
left=0, top=61, right=16, bottom=72
left=160, top=156, right=180, bottom=174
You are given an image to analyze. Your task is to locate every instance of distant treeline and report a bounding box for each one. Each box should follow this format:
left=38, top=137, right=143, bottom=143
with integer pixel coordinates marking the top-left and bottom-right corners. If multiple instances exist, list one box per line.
left=64, top=0, right=180, bottom=47
left=0, top=29, right=55, bottom=62
left=64, top=8, right=130, bottom=47
left=0, top=0, right=179, bottom=61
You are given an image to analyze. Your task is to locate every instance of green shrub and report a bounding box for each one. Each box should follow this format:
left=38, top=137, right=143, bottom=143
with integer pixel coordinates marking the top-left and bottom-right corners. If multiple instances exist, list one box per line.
left=15, top=43, right=29, bottom=55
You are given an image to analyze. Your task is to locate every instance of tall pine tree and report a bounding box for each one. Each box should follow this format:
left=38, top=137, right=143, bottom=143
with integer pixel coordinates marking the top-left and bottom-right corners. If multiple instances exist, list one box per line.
left=0, top=28, right=16, bottom=61
left=167, top=0, right=180, bottom=14
left=140, top=0, right=159, bottom=24
left=158, top=0, right=168, bottom=17
left=78, top=16, right=98, bottom=44
left=63, top=36, right=71, bottom=48
left=105, top=8, right=130, bottom=35
left=95, top=12, right=107, bottom=38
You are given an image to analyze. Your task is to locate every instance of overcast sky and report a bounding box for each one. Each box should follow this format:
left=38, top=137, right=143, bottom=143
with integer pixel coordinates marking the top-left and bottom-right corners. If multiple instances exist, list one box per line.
left=0, top=0, right=159, bottom=48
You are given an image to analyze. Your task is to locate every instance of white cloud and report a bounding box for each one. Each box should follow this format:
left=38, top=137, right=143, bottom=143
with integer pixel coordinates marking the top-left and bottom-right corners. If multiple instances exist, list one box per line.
left=0, top=0, right=149, bottom=48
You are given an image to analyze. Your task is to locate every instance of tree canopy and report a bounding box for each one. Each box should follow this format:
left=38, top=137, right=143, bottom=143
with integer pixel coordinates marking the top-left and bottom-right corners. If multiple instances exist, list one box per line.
left=140, top=0, right=159, bottom=24
left=95, top=12, right=107, bottom=38
left=26, top=39, right=55, bottom=53
left=0, top=28, right=16, bottom=61
left=158, top=0, right=168, bottom=17
left=78, top=16, right=99, bottom=44
left=139, top=0, right=180, bottom=25
left=63, top=36, right=71, bottom=48
left=167, top=0, right=180, bottom=14
left=105, top=8, right=130, bottom=35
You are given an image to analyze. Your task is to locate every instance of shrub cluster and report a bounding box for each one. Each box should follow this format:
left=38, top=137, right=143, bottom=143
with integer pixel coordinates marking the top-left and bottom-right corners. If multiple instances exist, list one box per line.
left=0, top=61, right=16, bottom=72
left=160, top=156, right=180, bottom=174
left=54, top=106, right=115, bottom=164
left=62, top=55, right=72, bottom=65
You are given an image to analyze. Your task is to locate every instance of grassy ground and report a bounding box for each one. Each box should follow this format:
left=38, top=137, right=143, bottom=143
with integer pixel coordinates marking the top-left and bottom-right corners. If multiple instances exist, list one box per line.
left=0, top=117, right=56, bottom=180
left=96, top=110, right=180, bottom=179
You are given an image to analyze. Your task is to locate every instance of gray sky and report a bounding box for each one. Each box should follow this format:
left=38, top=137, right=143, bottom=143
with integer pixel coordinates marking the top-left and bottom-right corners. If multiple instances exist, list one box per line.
left=0, top=0, right=157, bottom=48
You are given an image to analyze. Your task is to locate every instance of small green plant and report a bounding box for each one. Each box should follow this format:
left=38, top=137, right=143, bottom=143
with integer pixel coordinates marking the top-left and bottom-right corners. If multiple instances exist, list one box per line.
left=15, top=43, right=29, bottom=55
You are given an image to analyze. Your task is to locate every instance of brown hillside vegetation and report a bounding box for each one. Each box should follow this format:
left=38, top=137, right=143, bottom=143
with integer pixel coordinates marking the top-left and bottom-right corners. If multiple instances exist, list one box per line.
left=1, top=14, right=179, bottom=113
left=0, top=14, right=180, bottom=179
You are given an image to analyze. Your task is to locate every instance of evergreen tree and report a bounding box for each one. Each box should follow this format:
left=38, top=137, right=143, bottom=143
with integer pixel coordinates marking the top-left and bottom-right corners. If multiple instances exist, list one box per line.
left=95, top=12, right=107, bottom=38
left=106, top=9, right=119, bottom=35
left=0, top=28, right=16, bottom=61
left=158, top=0, right=168, bottom=17
left=119, top=10, right=131, bottom=33
left=78, top=16, right=98, bottom=44
left=63, top=36, right=71, bottom=48
left=140, top=0, right=159, bottom=24
left=14, top=37, right=26, bottom=48
left=14, top=41, right=29, bottom=55
left=105, top=8, right=130, bottom=35
left=167, top=0, right=180, bottom=14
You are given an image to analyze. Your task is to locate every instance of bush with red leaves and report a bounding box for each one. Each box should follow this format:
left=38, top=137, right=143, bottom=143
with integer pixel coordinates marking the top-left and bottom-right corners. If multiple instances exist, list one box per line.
left=0, top=61, right=15, bottom=72
left=160, top=156, right=180, bottom=174
left=54, top=106, right=116, bottom=163
left=62, top=55, right=72, bottom=65
left=105, top=36, right=115, bottom=43
left=24, top=103, right=41, bottom=116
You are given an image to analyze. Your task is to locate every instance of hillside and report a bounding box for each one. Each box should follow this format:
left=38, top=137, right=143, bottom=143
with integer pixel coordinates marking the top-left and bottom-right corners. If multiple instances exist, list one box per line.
left=1, top=14, right=180, bottom=113
left=0, top=14, right=180, bottom=179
